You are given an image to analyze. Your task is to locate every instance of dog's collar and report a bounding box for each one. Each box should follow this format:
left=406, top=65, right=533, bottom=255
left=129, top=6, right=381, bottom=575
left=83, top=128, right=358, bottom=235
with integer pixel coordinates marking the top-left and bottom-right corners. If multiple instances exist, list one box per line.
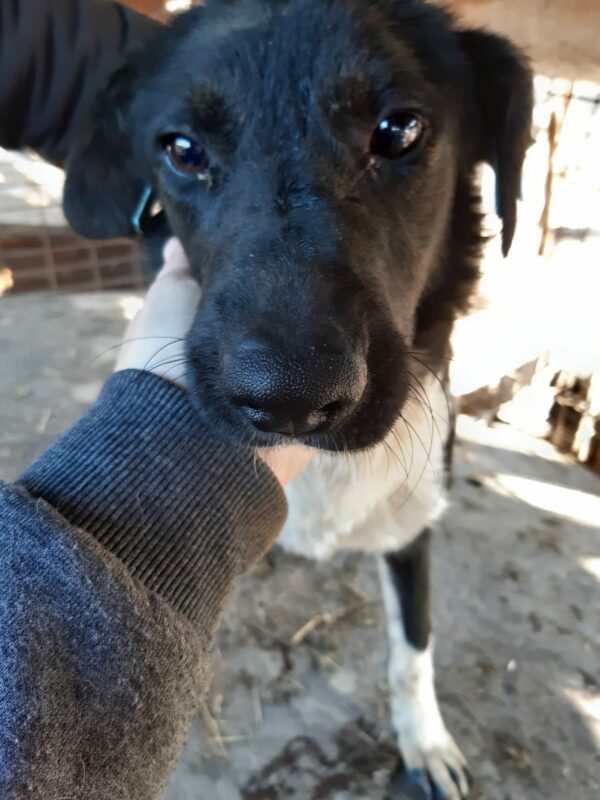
left=131, top=185, right=152, bottom=235
left=131, top=184, right=164, bottom=236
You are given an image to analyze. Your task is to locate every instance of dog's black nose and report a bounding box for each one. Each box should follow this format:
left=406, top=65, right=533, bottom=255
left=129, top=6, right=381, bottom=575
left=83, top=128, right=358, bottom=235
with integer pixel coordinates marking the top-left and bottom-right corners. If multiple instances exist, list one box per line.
left=239, top=403, right=334, bottom=436
left=223, top=338, right=366, bottom=438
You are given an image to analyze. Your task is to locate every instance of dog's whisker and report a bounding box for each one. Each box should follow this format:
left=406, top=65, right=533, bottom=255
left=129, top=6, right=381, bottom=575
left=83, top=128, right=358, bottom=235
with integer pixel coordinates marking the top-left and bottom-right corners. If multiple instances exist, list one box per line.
left=400, top=404, right=443, bottom=515
left=406, top=378, right=444, bottom=447
left=382, top=439, right=406, bottom=481
left=391, top=405, right=443, bottom=516
left=390, top=415, right=416, bottom=510
left=159, top=362, right=189, bottom=383
left=406, top=354, right=453, bottom=429
left=391, top=424, right=413, bottom=482
left=386, top=431, right=409, bottom=480
left=404, top=371, right=448, bottom=480
left=407, top=384, right=445, bottom=431
left=389, top=422, right=424, bottom=513
left=407, top=369, right=448, bottom=427
left=405, top=349, right=454, bottom=363
left=403, top=410, right=439, bottom=480
left=87, top=336, right=185, bottom=369
left=143, top=339, right=187, bottom=374
left=144, top=356, right=188, bottom=373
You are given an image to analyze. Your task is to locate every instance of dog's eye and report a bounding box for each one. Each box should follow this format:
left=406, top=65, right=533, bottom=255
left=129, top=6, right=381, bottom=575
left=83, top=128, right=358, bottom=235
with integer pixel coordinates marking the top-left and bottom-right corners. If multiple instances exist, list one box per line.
left=370, top=112, right=424, bottom=159
left=161, top=133, right=209, bottom=175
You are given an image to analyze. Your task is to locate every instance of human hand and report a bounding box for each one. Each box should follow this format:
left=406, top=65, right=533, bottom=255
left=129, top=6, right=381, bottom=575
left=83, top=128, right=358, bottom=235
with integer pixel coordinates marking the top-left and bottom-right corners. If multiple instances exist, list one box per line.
left=115, top=239, right=315, bottom=484
left=115, top=238, right=199, bottom=385
left=258, top=445, right=316, bottom=485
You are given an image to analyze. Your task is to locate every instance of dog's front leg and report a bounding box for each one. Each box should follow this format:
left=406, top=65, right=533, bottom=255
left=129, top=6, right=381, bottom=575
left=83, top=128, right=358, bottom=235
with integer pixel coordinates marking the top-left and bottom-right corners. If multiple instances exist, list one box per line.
left=378, top=529, right=469, bottom=800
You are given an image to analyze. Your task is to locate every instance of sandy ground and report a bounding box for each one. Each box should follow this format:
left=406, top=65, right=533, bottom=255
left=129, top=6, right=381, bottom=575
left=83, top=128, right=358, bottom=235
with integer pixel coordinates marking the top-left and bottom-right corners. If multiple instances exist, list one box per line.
left=0, top=290, right=598, bottom=800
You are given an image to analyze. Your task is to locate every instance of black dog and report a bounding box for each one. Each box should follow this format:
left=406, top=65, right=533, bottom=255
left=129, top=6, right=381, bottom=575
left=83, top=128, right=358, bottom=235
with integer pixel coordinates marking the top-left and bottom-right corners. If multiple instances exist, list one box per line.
left=64, top=1, right=533, bottom=797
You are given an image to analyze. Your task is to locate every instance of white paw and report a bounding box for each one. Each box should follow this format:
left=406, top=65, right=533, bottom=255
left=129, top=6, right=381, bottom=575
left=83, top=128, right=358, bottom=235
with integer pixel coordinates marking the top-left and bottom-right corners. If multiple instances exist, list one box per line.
left=396, top=723, right=469, bottom=799
left=388, top=647, right=469, bottom=799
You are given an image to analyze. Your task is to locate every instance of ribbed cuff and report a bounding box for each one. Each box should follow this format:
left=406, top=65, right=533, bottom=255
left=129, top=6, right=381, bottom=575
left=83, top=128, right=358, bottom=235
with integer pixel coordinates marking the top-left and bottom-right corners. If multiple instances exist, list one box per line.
left=19, top=370, right=287, bottom=630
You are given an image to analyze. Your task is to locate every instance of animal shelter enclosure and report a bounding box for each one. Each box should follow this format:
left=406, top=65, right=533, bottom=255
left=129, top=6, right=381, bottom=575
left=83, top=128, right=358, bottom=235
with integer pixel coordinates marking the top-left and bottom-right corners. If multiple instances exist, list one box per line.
left=0, top=1, right=599, bottom=799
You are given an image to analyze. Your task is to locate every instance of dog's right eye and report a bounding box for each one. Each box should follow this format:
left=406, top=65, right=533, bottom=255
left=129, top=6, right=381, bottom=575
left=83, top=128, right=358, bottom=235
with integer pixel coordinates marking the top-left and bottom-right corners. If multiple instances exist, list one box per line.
left=161, top=134, right=209, bottom=176
left=370, top=112, right=424, bottom=159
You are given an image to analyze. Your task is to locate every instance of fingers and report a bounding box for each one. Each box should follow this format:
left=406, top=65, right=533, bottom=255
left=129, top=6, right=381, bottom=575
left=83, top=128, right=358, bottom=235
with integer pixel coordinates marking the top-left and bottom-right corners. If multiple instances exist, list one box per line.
left=156, top=238, right=191, bottom=280
left=114, top=239, right=199, bottom=385
left=258, top=445, right=316, bottom=486
left=163, top=237, right=183, bottom=263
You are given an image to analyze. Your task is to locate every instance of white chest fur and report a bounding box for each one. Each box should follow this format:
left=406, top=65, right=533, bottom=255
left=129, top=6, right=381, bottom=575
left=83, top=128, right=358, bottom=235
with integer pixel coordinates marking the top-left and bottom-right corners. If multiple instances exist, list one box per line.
left=279, top=377, right=451, bottom=559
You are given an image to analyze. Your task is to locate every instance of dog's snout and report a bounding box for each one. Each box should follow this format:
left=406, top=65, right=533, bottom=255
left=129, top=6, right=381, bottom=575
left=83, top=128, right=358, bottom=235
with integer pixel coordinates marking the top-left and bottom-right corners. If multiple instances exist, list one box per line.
left=222, top=338, right=367, bottom=438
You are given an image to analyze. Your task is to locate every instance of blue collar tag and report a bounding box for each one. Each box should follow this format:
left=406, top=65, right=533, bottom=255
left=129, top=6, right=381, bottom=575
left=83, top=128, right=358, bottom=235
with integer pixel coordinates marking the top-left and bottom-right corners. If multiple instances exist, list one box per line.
left=131, top=185, right=153, bottom=236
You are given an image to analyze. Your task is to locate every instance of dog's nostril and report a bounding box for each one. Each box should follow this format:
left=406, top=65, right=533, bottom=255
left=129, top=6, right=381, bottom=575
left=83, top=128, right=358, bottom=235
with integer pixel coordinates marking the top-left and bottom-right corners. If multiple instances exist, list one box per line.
left=235, top=398, right=349, bottom=438
left=238, top=404, right=326, bottom=437
left=321, top=400, right=345, bottom=417
left=234, top=398, right=262, bottom=412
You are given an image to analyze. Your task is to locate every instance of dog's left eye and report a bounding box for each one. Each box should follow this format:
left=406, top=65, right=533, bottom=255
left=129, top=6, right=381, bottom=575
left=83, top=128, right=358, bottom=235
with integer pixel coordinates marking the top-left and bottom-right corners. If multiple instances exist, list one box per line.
left=161, top=133, right=209, bottom=175
left=370, top=112, right=424, bottom=159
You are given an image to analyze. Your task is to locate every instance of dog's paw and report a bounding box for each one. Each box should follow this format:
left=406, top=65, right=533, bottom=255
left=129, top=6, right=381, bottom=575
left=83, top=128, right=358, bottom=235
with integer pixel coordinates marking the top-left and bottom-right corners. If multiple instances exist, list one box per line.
left=388, top=735, right=469, bottom=800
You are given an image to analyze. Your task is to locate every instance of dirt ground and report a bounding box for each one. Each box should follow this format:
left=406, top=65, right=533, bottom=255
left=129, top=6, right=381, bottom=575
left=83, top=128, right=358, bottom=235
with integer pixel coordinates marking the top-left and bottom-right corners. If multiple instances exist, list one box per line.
left=0, top=290, right=598, bottom=800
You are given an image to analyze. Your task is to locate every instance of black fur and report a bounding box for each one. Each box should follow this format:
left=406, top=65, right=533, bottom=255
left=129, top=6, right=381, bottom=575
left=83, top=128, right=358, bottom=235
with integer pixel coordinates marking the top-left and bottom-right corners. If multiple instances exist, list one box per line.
left=63, top=0, right=533, bottom=453
left=385, top=529, right=431, bottom=651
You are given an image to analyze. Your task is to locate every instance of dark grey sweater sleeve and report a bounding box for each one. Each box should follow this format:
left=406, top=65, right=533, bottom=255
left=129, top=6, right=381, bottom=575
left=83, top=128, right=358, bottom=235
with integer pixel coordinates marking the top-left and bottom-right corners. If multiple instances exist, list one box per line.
left=0, top=0, right=158, bottom=162
left=0, top=370, right=287, bottom=800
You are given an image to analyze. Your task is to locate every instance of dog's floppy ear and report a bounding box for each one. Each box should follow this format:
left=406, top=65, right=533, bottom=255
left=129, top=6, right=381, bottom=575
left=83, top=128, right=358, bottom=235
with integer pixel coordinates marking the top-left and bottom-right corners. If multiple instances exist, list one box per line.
left=63, top=74, right=145, bottom=239
left=459, top=29, right=533, bottom=256
left=63, top=12, right=162, bottom=240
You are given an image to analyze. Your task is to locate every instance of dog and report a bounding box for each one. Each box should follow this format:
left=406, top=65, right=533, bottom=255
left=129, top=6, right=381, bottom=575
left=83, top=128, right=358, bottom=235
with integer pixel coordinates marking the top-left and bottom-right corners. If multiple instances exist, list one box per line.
left=63, top=1, right=533, bottom=796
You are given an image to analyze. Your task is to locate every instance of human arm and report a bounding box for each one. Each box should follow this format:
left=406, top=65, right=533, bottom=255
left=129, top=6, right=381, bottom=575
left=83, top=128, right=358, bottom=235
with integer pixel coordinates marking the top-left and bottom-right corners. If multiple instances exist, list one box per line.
left=0, top=0, right=158, bottom=161
left=0, top=243, right=311, bottom=799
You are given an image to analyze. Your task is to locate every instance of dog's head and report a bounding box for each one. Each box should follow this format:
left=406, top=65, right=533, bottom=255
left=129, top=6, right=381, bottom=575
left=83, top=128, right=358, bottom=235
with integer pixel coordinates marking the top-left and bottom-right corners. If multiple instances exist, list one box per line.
left=64, top=0, right=532, bottom=450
